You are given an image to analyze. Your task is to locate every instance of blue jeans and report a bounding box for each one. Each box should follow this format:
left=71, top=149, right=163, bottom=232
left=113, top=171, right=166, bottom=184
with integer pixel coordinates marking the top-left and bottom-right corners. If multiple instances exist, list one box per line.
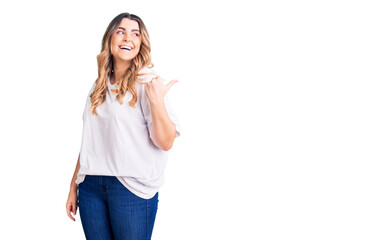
left=78, top=175, right=159, bottom=240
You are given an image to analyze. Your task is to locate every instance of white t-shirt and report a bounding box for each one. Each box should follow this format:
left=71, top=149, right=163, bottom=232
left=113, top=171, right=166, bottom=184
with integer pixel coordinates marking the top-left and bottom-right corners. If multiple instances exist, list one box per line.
left=75, top=67, right=181, bottom=199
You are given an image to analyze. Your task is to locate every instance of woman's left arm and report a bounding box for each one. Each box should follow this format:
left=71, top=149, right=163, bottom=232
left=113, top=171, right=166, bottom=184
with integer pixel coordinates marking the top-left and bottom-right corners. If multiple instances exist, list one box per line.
left=145, top=76, right=179, bottom=151
left=149, top=100, right=177, bottom=151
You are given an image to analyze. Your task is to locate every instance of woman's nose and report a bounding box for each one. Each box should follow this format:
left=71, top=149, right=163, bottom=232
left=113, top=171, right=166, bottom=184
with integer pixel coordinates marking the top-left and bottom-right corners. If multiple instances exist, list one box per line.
left=123, top=35, right=131, bottom=42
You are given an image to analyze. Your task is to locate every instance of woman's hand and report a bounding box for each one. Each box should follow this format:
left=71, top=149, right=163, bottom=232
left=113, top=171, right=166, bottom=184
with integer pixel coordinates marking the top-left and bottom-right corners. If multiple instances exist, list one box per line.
left=66, top=187, right=78, bottom=221
left=145, top=76, right=178, bottom=104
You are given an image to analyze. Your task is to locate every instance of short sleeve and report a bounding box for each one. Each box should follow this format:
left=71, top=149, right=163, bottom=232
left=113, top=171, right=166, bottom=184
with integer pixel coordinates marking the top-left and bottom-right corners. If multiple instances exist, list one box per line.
left=82, top=81, right=96, bottom=121
left=139, top=81, right=181, bottom=141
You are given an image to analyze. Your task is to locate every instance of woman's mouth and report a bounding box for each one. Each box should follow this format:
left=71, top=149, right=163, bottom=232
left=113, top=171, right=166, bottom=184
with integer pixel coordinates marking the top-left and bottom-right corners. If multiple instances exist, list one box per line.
left=119, top=45, right=133, bottom=51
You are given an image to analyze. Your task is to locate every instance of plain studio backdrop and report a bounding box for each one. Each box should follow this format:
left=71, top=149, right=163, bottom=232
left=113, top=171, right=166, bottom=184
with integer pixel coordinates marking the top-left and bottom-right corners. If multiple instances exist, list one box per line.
left=0, top=0, right=375, bottom=239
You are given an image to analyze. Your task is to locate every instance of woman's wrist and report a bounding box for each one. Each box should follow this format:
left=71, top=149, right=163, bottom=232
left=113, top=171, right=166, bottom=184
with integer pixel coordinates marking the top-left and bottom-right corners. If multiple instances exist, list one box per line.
left=70, top=182, right=78, bottom=192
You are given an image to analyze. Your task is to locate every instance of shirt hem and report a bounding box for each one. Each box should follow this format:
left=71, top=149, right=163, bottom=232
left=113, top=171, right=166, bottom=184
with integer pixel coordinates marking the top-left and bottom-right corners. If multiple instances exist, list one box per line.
left=75, top=172, right=158, bottom=200
left=116, top=176, right=158, bottom=200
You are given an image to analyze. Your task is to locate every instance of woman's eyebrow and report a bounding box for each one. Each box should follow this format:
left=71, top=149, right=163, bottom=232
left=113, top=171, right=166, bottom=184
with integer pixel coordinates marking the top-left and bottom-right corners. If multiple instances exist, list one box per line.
left=118, top=27, right=140, bottom=32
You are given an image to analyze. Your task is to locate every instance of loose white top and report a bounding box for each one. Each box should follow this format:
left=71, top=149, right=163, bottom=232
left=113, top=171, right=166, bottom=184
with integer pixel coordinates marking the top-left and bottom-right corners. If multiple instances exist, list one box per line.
left=75, top=67, right=181, bottom=199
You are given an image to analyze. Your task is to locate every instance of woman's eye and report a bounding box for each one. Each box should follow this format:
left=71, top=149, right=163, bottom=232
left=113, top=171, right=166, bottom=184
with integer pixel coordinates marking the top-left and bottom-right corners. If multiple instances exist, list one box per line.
left=116, top=31, right=139, bottom=37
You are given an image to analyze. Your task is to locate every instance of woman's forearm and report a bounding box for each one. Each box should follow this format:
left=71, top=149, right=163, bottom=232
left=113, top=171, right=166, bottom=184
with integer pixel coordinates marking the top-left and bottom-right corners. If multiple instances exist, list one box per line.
left=149, top=100, right=176, bottom=151
left=70, top=153, right=81, bottom=192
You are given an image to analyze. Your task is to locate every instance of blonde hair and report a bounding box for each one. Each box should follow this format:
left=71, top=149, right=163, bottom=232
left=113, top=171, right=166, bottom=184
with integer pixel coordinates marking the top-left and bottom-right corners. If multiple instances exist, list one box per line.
left=89, top=12, right=154, bottom=115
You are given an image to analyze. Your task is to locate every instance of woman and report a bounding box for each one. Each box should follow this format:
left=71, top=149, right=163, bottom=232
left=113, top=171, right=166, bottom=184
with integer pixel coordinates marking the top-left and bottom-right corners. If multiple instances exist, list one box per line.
left=65, top=12, right=181, bottom=240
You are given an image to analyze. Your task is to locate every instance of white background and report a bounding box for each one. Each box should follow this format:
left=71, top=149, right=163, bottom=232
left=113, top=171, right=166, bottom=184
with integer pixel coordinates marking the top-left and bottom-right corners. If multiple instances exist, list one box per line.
left=0, top=0, right=375, bottom=239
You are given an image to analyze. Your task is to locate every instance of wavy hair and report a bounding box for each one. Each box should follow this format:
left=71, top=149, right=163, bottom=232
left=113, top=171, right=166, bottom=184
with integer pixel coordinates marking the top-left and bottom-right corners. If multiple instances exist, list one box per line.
left=89, top=12, right=154, bottom=115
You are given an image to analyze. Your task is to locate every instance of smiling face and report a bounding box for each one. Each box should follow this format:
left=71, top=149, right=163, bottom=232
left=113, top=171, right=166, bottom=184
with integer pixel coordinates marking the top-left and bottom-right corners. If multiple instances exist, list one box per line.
left=110, top=18, right=141, bottom=64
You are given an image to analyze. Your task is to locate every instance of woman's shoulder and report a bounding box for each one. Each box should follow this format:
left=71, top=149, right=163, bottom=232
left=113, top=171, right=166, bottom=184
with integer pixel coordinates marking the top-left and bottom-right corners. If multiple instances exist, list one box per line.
left=87, top=79, right=97, bottom=93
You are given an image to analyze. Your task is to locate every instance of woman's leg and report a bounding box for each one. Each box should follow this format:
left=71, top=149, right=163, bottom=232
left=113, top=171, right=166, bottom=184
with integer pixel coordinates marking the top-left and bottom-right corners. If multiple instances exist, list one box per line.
left=78, top=175, right=115, bottom=240
left=105, top=177, right=159, bottom=240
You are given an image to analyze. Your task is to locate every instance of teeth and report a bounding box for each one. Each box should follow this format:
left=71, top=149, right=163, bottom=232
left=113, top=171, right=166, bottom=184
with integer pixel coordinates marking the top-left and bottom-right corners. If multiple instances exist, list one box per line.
left=120, top=46, right=132, bottom=51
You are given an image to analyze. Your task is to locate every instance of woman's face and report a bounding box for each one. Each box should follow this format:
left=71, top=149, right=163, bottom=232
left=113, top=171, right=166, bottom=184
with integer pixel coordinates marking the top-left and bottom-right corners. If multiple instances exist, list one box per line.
left=110, top=18, right=141, bottom=64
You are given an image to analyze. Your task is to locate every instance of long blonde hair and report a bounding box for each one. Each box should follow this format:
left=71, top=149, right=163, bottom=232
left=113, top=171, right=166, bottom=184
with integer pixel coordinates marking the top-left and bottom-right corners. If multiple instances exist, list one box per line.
left=89, top=12, right=154, bottom=115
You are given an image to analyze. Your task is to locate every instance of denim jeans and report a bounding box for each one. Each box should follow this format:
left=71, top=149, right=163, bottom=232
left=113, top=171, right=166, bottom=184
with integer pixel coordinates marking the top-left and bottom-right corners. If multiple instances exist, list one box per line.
left=78, top=175, right=159, bottom=240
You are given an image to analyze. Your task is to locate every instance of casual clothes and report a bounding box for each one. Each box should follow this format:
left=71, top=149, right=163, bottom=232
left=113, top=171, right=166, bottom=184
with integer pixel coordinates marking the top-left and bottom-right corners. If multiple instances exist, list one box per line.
left=75, top=67, right=181, bottom=199
left=78, top=175, right=158, bottom=239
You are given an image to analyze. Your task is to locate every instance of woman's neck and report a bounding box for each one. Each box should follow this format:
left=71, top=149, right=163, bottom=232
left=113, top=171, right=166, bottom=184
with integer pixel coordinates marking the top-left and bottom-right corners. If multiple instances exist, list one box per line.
left=111, top=61, right=131, bottom=84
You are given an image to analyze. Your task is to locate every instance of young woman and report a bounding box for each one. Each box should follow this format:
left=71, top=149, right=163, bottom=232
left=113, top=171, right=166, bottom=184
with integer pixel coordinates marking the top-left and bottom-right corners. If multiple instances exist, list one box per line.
left=65, top=12, right=181, bottom=239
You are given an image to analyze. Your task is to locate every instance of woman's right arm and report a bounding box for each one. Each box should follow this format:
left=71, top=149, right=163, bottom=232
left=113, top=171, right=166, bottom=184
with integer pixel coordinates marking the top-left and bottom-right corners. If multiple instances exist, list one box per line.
left=66, top=153, right=80, bottom=221
left=70, top=153, right=80, bottom=193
